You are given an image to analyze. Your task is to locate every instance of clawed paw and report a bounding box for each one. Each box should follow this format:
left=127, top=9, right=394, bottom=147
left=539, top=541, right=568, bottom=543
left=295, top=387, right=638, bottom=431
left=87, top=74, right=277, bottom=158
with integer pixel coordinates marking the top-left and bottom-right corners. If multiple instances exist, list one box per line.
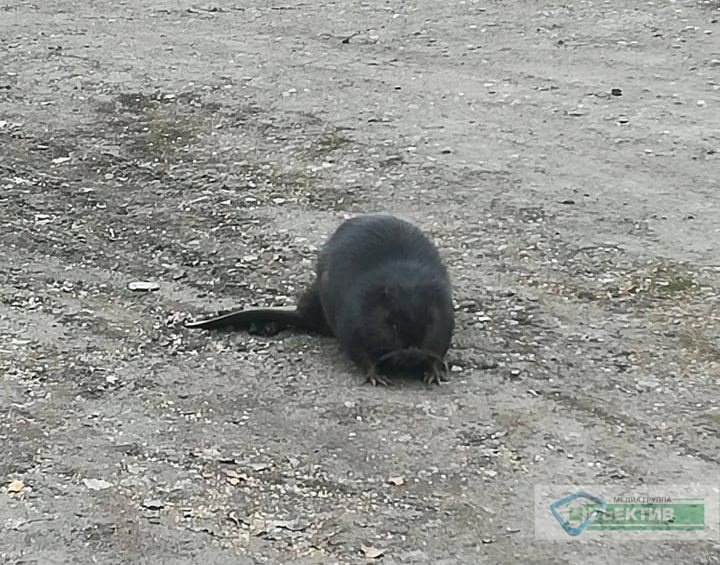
left=423, top=361, right=449, bottom=386
left=366, top=370, right=392, bottom=387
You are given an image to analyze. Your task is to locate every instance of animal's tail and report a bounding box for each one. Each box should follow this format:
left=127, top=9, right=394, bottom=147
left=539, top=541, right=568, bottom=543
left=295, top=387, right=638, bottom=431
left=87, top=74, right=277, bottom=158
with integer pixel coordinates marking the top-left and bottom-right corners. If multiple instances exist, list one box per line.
left=185, top=307, right=305, bottom=332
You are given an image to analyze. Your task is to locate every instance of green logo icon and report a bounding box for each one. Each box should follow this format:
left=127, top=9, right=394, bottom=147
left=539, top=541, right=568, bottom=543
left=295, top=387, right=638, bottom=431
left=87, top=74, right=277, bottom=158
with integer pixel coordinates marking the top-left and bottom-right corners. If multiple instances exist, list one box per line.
left=550, top=491, right=606, bottom=536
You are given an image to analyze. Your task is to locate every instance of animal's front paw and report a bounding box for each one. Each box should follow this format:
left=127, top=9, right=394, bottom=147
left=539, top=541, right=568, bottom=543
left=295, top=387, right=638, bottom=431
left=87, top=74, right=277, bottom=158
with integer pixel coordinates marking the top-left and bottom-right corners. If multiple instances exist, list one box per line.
left=365, top=368, right=392, bottom=387
left=423, top=360, right=449, bottom=386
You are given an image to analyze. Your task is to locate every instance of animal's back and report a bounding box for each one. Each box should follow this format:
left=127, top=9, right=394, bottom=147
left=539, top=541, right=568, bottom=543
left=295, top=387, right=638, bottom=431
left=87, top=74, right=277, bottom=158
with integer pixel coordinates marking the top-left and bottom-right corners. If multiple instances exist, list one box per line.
left=318, top=214, right=443, bottom=276
left=316, top=215, right=449, bottom=332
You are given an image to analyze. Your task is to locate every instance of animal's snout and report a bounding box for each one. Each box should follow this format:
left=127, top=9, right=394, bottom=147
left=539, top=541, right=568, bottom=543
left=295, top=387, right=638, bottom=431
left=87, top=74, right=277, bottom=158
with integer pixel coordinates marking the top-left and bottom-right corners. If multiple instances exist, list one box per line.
left=377, top=347, right=429, bottom=368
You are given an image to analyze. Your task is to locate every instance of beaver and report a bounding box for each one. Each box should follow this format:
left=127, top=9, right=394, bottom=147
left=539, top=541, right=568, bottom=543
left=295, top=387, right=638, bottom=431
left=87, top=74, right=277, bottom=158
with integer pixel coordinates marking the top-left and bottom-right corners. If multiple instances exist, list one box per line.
left=186, top=214, right=455, bottom=386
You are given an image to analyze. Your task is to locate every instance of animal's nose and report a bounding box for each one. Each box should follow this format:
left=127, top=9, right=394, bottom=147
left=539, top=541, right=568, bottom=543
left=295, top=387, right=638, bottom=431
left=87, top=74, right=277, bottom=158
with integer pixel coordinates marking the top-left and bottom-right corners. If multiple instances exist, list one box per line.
left=404, top=328, right=425, bottom=348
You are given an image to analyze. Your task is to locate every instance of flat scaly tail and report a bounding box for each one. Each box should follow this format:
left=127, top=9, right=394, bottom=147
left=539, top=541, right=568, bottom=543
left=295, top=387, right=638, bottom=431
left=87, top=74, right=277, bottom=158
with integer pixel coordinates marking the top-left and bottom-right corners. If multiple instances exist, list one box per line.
left=185, top=307, right=304, bottom=332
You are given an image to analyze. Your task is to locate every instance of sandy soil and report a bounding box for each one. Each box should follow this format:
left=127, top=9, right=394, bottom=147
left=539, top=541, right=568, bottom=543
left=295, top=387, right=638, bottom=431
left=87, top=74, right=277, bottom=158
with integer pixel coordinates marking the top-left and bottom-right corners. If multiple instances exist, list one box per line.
left=1, top=1, right=719, bottom=563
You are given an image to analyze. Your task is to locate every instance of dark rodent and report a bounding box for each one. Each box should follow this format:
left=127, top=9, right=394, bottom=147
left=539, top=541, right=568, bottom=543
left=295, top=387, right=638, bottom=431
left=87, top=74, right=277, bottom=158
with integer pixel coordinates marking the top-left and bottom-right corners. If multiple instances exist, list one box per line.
left=186, top=214, right=455, bottom=385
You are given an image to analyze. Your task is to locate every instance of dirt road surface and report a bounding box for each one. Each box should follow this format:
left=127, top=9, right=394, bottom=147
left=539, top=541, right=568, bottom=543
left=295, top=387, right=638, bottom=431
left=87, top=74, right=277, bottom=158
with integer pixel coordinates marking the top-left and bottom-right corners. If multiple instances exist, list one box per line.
left=1, top=1, right=719, bottom=563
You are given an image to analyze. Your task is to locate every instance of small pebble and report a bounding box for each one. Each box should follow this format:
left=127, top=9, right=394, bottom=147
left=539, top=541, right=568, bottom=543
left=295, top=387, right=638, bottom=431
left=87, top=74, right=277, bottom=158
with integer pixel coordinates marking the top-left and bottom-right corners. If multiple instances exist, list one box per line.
left=127, top=281, right=160, bottom=292
left=142, top=499, right=165, bottom=510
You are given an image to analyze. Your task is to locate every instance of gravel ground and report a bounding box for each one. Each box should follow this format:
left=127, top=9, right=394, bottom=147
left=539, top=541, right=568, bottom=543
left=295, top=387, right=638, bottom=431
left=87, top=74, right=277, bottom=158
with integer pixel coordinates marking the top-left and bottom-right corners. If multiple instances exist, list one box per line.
left=1, top=1, right=719, bottom=563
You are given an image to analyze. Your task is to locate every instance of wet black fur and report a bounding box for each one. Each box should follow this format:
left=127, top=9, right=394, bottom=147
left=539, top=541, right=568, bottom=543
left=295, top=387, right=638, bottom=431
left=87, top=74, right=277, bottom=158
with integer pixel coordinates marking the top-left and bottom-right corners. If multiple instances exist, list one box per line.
left=186, top=214, right=455, bottom=375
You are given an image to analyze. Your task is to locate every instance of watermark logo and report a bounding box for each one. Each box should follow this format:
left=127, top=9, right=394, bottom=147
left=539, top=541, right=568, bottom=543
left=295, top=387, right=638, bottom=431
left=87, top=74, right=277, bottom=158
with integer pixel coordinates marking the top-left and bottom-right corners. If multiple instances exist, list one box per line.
left=536, top=484, right=720, bottom=541
left=549, top=490, right=606, bottom=536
